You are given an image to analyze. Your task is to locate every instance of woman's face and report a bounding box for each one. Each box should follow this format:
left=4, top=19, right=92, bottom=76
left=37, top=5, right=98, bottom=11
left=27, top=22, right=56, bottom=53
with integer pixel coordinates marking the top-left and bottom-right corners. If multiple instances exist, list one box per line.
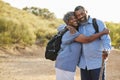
left=67, top=15, right=78, bottom=28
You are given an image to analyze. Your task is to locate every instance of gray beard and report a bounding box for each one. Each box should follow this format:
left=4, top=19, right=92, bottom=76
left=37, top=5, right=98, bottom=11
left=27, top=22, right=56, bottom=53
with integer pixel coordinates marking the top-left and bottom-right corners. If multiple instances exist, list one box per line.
left=79, top=16, right=89, bottom=24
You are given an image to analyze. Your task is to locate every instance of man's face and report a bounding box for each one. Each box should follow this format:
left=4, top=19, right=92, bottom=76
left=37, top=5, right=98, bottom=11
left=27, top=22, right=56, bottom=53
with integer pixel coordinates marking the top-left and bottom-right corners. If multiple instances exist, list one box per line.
left=74, top=9, right=87, bottom=23
left=68, top=16, right=78, bottom=27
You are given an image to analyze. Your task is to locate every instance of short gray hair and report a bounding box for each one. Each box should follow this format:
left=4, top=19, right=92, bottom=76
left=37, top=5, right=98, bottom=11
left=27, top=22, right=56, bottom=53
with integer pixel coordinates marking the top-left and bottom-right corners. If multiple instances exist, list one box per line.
left=63, top=11, right=74, bottom=24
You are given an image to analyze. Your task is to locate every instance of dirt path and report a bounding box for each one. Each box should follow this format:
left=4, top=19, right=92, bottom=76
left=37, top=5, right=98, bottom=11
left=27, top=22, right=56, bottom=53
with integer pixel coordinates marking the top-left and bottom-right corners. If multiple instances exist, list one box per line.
left=0, top=49, right=120, bottom=80
left=0, top=56, right=56, bottom=80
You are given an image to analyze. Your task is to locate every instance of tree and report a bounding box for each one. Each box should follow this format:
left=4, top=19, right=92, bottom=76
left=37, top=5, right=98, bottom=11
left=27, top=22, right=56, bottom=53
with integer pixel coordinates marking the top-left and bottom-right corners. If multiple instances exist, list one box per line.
left=23, top=7, right=56, bottom=20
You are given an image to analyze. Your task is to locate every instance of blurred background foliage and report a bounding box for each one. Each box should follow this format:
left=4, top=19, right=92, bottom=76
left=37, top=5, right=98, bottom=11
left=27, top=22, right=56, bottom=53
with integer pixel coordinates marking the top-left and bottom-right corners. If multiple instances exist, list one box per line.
left=0, top=0, right=120, bottom=49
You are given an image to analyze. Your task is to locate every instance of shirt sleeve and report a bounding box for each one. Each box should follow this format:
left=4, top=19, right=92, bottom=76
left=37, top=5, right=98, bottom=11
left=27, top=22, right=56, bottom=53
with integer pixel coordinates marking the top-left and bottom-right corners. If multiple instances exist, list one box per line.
left=62, top=31, right=80, bottom=44
left=97, top=20, right=112, bottom=52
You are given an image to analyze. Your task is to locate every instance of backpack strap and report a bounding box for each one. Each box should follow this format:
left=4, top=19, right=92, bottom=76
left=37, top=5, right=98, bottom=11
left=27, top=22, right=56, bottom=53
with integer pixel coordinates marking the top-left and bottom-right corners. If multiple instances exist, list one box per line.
left=92, top=18, right=99, bottom=33
left=92, top=18, right=101, bottom=40
left=58, top=26, right=68, bottom=36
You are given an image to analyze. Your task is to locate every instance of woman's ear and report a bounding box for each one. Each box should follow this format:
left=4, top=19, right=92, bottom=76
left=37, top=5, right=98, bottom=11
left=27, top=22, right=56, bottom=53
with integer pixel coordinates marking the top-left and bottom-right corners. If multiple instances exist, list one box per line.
left=85, top=10, right=88, bottom=13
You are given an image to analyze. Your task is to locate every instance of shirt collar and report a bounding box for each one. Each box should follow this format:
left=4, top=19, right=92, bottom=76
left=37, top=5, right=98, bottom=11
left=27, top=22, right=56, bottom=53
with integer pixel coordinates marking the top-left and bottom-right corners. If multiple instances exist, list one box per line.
left=87, top=16, right=93, bottom=24
left=80, top=16, right=93, bottom=25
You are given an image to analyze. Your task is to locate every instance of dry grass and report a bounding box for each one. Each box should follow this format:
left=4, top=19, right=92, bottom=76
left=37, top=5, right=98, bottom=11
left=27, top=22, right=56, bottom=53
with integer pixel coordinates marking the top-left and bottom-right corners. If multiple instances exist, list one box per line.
left=0, top=48, right=120, bottom=80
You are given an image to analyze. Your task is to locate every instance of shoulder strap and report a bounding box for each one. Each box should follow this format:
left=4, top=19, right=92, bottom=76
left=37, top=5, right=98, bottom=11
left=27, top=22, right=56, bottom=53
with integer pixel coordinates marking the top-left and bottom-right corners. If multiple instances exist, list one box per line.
left=58, top=26, right=68, bottom=36
left=92, top=18, right=99, bottom=33
left=92, top=18, right=101, bottom=40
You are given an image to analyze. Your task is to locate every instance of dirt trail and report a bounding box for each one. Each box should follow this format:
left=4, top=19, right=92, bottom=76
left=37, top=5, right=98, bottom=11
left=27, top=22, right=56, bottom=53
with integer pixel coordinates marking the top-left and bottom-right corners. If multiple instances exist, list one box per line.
left=0, top=55, right=56, bottom=80
left=0, top=49, right=120, bottom=80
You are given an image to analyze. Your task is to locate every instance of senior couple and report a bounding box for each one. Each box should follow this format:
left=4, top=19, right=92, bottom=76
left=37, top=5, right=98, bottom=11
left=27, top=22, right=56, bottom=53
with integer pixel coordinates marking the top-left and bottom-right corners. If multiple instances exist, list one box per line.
left=54, top=5, right=111, bottom=80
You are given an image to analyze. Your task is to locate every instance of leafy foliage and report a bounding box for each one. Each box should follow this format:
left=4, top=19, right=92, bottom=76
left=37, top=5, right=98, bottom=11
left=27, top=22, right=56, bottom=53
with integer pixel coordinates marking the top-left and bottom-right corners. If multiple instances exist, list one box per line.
left=0, top=0, right=64, bottom=47
left=23, top=7, right=56, bottom=20
left=0, top=1, right=120, bottom=49
left=106, top=22, right=120, bottom=49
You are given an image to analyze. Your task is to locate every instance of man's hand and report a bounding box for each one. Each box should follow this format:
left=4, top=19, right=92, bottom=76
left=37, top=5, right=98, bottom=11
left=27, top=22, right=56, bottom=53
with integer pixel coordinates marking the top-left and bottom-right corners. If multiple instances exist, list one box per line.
left=67, top=25, right=77, bottom=34
left=102, top=51, right=109, bottom=60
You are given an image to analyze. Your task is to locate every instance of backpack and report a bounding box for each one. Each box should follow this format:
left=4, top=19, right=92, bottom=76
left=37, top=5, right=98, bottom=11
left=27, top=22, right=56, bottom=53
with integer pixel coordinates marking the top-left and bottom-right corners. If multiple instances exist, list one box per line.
left=92, top=18, right=101, bottom=40
left=45, top=27, right=68, bottom=61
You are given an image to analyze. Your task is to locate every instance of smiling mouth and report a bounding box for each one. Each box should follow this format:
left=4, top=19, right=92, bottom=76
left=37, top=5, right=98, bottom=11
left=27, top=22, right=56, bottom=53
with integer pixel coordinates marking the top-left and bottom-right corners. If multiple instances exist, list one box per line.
left=73, top=22, right=78, bottom=26
left=80, top=17, right=85, bottom=21
left=73, top=21, right=77, bottom=24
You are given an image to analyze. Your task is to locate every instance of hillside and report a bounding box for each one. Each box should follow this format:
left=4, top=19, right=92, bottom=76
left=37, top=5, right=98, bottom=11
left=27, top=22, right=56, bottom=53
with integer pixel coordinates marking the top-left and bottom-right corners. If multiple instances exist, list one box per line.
left=0, top=0, right=120, bottom=52
left=0, top=0, right=64, bottom=47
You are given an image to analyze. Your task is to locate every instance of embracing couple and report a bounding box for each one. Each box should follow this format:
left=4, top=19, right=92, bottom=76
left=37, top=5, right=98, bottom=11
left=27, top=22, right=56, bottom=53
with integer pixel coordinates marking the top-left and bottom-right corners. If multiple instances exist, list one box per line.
left=55, top=5, right=111, bottom=80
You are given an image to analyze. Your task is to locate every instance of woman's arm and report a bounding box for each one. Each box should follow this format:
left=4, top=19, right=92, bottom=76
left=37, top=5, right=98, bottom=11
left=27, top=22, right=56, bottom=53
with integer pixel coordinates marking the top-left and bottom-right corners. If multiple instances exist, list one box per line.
left=61, top=25, right=80, bottom=44
left=75, top=28, right=109, bottom=43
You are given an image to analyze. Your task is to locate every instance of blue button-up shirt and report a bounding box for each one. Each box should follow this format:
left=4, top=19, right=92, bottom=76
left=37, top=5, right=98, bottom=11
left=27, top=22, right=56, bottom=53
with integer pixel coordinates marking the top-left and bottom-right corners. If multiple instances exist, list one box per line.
left=55, top=25, right=82, bottom=72
left=78, top=17, right=112, bottom=70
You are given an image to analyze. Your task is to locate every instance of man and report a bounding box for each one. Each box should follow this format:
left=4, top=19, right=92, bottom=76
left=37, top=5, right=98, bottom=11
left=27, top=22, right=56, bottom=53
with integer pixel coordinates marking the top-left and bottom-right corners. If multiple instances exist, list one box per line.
left=55, top=11, right=110, bottom=80
left=74, top=5, right=111, bottom=80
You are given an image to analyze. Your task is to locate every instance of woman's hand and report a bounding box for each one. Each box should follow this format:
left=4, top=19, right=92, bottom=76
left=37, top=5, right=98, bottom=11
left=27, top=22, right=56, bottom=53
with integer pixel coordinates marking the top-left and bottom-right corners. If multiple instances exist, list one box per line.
left=102, top=28, right=110, bottom=34
left=67, top=25, right=77, bottom=34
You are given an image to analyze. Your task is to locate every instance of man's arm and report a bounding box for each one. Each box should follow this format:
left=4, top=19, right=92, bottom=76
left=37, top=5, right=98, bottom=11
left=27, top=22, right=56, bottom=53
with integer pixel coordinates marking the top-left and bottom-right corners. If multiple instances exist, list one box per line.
left=75, top=28, right=109, bottom=43
left=98, top=20, right=111, bottom=60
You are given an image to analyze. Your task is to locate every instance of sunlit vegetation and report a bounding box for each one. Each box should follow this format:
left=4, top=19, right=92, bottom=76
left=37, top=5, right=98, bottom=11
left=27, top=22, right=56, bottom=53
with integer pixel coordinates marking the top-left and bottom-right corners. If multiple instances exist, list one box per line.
left=0, top=0, right=120, bottom=49
left=23, top=7, right=56, bottom=20
left=106, top=22, right=120, bottom=49
left=0, top=0, right=64, bottom=48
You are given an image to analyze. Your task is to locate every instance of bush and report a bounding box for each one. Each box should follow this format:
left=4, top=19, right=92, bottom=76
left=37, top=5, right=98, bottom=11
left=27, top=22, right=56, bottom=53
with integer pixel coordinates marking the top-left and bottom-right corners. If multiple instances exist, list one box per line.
left=0, top=17, right=36, bottom=46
